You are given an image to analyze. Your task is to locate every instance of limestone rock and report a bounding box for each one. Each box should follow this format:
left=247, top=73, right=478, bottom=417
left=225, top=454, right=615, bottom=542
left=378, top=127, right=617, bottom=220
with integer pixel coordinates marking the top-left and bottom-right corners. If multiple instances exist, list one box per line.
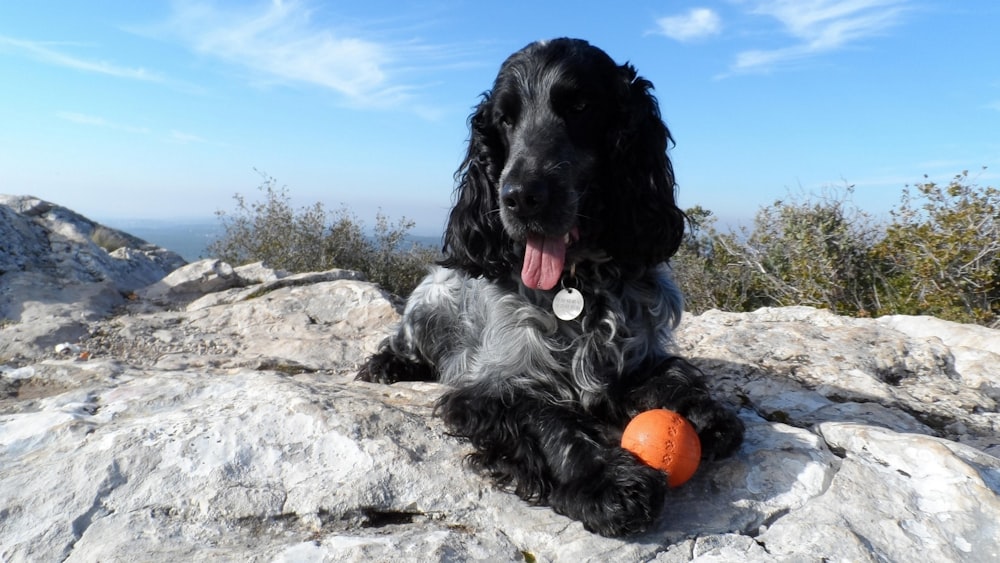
left=3, top=298, right=998, bottom=562
left=877, top=314, right=1000, bottom=400
left=0, top=271, right=123, bottom=361
left=759, top=422, right=1000, bottom=561
left=676, top=307, right=1000, bottom=458
left=1, top=195, right=187, bottom=362
left=3, top=198, right=1000, bottom=561
left=85, top=274, right=392, bottom=371
left=0, top=195, right=186, bottom=290
left=137, top=259, right=241, bottom=306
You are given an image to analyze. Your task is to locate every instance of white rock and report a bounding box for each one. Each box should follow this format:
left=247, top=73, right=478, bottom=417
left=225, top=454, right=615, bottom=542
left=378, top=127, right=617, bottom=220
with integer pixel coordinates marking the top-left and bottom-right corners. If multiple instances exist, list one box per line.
left=676, top=307, right=1000, bottom=455
left=758, top=423, right=1000, bottom=562
left=1, top=195, right=185, bottom=361
left=54, top=342, right=82, bottom=355
left=878, top=314, right=1000, bottom=396
left=1, top=366, right=35, bottom=380
left=4, top=197, right=1000, bottom=561
left=0, top=272, right=124, bottom=360
left=234, top=261, right=289, bottom=284
left=137, top=259, right=238, bottom=305
left=0, top=194, right=186, bottom=291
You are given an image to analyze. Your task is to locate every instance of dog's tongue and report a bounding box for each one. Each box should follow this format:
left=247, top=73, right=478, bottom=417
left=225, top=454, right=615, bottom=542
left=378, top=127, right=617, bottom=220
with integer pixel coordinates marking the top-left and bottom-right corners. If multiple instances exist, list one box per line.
left=522, top=233, right=566, bottom=291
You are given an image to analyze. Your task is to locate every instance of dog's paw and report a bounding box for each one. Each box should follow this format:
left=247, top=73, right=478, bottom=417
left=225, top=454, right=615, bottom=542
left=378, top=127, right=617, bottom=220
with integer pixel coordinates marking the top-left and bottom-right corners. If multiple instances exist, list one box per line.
left=551, top=449, right=667, bottom=537
left=356, top=349, right=434, bottom=384
left=684, top=401, right=745, bottom=460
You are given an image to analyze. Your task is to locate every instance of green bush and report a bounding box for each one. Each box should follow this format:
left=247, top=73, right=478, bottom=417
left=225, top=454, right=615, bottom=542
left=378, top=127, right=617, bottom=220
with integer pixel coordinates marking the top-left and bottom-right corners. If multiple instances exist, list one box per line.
left=674, top=169, right=999, bottom=328
left=872, top=170, right=1000, bottom=324
left=208, top=171, right=1000, bottom=326
left=91, top=225, right=137, bottom=253
left=672, top=190, right=884, bottom=316
left=670, top=206, right=757, bottom=313
left=207, top=174, right=439, bottom=296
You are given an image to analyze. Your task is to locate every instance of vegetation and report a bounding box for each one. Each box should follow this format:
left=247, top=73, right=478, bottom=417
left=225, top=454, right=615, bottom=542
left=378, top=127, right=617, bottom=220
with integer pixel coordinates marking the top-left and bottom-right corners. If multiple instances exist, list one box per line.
left=209, top=170, right=999, bottom=327
left=207, top=174, right=438, bottom=297
left=90, top=225, right=137, bottom=253
left=872, top=171, right=1000, bottom=324
left=673, top=169, right=1000, bottom=328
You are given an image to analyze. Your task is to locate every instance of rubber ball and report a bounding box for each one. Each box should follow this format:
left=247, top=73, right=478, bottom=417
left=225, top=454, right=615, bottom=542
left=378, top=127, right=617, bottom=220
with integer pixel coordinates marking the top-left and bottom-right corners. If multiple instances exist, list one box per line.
left=621, top=408, right=701, bottom=487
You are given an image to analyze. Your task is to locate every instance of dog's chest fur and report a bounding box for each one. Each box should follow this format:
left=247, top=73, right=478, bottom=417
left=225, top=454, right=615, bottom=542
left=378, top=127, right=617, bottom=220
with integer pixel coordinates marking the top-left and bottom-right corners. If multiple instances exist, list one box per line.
left=400, top=265, right=683, bottom=407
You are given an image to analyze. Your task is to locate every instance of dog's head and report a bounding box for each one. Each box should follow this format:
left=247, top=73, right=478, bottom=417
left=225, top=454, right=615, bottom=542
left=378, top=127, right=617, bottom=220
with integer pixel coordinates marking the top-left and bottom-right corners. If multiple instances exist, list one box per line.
left=441, top=38, right=685, bottom=289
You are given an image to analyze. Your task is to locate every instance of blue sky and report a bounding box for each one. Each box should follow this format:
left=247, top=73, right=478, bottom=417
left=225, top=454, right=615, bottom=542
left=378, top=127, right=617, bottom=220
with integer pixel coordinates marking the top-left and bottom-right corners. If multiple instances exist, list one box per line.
left=1, top=1, right=998, bottom=235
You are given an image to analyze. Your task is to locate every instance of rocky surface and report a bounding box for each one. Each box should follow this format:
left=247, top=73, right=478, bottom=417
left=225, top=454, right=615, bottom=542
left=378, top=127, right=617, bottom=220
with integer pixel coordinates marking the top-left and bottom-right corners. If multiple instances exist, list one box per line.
left=2, top=196, right=999, bottom=562
left=1, top=195, right=186, bottom=362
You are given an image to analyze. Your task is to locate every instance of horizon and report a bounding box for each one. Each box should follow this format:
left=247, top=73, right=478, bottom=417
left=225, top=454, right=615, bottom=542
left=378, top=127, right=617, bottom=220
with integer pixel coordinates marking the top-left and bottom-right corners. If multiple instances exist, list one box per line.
left=2, top=1, right=998, bottom=235
left=90, top=212, right=449, bottom=263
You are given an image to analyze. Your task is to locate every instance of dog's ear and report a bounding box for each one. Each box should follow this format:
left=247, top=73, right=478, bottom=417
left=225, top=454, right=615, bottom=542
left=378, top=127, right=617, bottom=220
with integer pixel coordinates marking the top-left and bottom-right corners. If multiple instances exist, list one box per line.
left=440, top=95, right=517, bottom=279
left=596, top=65, right=686, bottom=267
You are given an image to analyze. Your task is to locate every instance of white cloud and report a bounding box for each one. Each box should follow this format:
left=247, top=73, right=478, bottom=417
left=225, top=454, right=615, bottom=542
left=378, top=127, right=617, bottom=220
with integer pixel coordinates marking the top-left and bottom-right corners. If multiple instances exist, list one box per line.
left=729, top=0, right=909, bottom=74
left=656, top=8, right=722, bottom=42
left=168, top=130, right=207, bottom=144
left=56, top=112, right=150, bottom=134
left=57, top=112, right=212, bottom=144
left=156, top=0, right=425, bottom=108
left=0, top=35, right=165, bottom=82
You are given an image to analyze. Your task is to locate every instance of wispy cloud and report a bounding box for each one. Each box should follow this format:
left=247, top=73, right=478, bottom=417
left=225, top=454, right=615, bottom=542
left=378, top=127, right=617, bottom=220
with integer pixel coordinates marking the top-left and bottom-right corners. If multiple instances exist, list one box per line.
left=168, top=130, right=207, bottom=144
left=57, top=112, right=213, bottom=144
left=0, top=35, right=166, bottom=82
left=56, top=111, right=150, bottom=134
left=154, top=0, right=449, bottom=110
left=655, top=8, right=723, bottom=42
left=728, top=0, right=910, bottom=74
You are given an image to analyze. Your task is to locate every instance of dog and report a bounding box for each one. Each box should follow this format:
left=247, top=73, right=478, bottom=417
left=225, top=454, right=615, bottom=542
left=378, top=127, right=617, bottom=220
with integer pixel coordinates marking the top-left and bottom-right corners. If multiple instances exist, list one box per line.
left=358, top=38, right=744, bottom=537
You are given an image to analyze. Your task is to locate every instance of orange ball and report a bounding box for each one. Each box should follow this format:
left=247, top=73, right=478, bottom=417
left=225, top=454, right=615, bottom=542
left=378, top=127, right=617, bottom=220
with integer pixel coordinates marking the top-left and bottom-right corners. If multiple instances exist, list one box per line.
left=621, top=409, right=702, bottom=487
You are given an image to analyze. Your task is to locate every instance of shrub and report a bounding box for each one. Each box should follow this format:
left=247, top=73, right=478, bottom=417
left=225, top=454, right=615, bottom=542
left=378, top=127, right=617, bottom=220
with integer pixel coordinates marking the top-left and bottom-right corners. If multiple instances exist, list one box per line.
left=673, top=188, right=884, bottom=316
left=208, top=171, right=1000, bottom=325
left=670, top=206, right=758, bottom=313
left=872, top=170, right=1000, bottom=325
left=739, top=186, right=884, bottom=315
left=207, top=174, right=438, bottom=296
left=91, top=225, right=136, bottom=253
left=673, top=169, right=999, bottom=328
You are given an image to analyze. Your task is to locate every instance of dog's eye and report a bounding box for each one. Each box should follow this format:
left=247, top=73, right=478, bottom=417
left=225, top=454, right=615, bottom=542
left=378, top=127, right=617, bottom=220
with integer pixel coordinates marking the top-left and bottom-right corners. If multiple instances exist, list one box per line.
left=571, top=100, right=588, bottom=113
left=499, top=114, right=514, bottom=128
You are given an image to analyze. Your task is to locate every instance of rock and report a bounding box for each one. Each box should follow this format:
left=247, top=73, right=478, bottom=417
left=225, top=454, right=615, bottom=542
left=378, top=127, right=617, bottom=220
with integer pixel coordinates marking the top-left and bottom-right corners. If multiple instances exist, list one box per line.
left=759, top=423, right=1000, bottom=561
left=183, top=268, right=368, bottom=312
left=0, top=195, right=186, bottom=290
left=675, top=307, right=1000, bottom=457
left=877, top=315, right=1000, bottom=401
left=4, top=300, right=998, bottom=563
left=3, top=352, right=997, bottom=561
left=1, top=195, right=187, bottom=362
left=78, top=265, right=388, bottom=371
left=2, top=198, right=1000, bottom=561
left=137, top=259, right=241, bottom=306
left=0, top=271, right=124, bottom=361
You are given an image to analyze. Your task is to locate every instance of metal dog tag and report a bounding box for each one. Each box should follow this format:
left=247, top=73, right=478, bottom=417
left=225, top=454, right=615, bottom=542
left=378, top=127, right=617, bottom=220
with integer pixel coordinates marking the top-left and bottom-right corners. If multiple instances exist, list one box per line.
left=552, top=288, right=585, bottom=321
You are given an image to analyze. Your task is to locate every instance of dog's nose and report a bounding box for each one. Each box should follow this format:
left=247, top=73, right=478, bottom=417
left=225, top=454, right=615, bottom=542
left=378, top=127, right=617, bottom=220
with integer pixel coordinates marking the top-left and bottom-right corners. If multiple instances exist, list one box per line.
left=501, top=182, right=549, bottom=218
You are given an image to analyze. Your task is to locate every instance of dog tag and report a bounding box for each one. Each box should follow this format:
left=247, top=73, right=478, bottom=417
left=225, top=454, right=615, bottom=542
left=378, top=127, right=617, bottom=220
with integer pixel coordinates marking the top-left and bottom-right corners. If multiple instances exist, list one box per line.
left=552, top=287, right=585, bottom=321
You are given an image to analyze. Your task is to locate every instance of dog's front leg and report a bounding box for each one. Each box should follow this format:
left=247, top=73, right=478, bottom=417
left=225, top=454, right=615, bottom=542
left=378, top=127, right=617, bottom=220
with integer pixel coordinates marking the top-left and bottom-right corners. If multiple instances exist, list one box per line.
left=437, top=384, right=668, bottom=537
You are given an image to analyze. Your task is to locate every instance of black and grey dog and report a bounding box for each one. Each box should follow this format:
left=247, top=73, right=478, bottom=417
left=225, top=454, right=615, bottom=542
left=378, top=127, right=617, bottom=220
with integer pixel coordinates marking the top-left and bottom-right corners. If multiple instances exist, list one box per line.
left=358, top=38, right=744, bottom=537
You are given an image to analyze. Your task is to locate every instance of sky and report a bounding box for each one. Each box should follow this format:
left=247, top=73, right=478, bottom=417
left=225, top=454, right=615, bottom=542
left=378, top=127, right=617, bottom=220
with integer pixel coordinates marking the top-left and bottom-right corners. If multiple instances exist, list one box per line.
left=1, top=0, right=998, bottom=236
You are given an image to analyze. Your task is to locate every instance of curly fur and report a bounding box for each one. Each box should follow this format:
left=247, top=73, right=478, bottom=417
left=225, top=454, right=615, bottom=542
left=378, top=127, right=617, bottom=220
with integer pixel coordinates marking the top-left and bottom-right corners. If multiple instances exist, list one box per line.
left=358, top=38, right=744, bottom=537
